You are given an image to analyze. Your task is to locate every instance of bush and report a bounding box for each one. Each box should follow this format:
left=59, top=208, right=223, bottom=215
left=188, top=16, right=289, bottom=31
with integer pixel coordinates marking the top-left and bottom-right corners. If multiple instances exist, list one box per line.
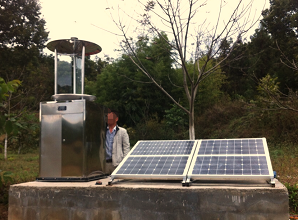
left=195, top=98, right=298, bottom=144
left=0, top=171, right=14, bottom=204
left=127, top=116, right=189, bottom=147
left=285, top=183, right=298, bottom=214
left=195, top=99, right=245, bottom=139
left=8, top=111, right=39, bottom=154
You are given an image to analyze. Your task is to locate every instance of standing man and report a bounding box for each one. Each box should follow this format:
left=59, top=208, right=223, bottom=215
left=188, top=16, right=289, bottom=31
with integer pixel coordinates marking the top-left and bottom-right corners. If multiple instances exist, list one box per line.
left=105, top=109, right=130, bottom=174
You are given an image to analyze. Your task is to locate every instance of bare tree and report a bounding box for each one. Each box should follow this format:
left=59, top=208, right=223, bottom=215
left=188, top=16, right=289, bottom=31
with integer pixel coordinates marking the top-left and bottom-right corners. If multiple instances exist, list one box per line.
left=107, top=0, right=263, bottom=139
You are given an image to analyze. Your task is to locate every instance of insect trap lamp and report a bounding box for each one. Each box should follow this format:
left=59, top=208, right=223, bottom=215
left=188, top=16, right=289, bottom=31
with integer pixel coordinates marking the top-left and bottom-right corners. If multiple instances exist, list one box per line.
left=37, top=37, right=108, bottom=181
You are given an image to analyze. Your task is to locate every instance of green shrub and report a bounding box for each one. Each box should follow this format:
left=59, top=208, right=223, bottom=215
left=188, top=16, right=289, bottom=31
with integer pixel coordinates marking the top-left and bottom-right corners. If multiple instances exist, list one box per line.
left=0, top=171, right=14, bottom=204
left=127, top=116, right=188, bottom=147
left=285, top=183, right=298, bottom=213
left=0, top=171, right=14, bottom=188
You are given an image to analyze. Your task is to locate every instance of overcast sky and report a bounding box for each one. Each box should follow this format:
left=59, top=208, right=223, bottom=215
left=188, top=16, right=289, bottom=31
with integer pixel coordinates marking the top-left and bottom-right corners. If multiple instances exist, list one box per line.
left=39, top=0, right=269, bottom=60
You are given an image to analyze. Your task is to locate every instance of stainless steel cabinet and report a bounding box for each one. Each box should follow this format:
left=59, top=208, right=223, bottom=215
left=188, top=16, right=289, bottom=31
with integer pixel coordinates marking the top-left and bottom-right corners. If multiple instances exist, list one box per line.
left=38, top=99, right=107, bottom=181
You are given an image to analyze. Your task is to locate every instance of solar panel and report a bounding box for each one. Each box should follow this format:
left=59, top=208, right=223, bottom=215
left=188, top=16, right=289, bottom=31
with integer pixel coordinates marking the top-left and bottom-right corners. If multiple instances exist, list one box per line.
left=109, top=138, right=275, bottom=187
left=110, top=140, right=197, bottom=181
left=186, top=138, right=274, bottom=185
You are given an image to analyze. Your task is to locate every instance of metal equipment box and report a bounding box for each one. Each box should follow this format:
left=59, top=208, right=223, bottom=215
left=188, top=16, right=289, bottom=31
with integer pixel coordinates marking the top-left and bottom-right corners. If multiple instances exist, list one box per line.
left=38, top=99, right=107, bottom=181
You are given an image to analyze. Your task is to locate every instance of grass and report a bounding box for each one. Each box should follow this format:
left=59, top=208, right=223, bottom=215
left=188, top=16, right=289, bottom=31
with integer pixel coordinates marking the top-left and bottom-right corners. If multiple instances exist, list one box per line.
left=269, top=142, right=298, bottom=185
left=269, top=143, right=298, bottom=214
left=0, top=151, right=39, bottom=220
left=0, top=152, right=39, bottom=183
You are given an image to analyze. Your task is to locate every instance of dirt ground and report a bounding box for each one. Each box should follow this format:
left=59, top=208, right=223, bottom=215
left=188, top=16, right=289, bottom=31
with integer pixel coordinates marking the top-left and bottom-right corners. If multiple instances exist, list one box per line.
left=0, top=204, right=8, bottom=220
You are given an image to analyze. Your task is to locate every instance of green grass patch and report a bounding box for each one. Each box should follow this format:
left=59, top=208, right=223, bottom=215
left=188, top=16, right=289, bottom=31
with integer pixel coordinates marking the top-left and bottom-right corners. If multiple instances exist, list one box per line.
left=269, top=143, right=298, bottom=186
left=268, top=142, right=298, bottom=214
left=0, top=152, right=39, bottom=183
left=0, top=151, right=39, bottom=204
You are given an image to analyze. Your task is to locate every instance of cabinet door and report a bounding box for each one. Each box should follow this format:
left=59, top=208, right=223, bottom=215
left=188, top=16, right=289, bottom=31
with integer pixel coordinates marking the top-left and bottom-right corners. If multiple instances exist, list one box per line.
left=40, top=115, right=62, bottom=177
left=61, top=113, right=84, bottom=176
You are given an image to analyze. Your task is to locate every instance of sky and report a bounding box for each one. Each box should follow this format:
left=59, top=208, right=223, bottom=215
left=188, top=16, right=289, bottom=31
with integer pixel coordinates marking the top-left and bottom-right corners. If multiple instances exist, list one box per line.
left=39, top=0, right=270, bottom=61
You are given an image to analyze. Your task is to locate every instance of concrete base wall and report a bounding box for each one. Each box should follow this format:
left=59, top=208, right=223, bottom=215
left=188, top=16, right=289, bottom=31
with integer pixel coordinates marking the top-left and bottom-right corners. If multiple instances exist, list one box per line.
left=8, top=178, right=289, bottom=220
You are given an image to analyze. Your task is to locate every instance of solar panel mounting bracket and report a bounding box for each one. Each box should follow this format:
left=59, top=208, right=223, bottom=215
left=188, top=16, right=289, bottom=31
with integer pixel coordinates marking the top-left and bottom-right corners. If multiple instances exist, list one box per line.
left=186, top=178, right=191, bottom=187
left=108, top=177, right=114, bottom=185
left=182, top=178, right=191, bottom=187
left=268, top=178, right=275, bottom=187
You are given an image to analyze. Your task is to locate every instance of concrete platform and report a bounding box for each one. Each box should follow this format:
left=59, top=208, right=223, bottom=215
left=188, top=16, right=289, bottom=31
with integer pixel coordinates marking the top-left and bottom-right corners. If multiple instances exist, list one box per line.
left=8, top=178, right=289, bottom=220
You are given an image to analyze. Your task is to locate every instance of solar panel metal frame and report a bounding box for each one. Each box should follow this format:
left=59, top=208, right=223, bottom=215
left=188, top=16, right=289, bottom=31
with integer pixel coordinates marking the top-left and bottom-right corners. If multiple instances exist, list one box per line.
left=187, top=138, right=274, bottom=182
left=111, top=140, right=198, bottom=181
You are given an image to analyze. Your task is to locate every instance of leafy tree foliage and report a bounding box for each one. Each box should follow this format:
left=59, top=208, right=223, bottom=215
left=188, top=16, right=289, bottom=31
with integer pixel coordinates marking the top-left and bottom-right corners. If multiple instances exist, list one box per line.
left=190, top=59, right=226, bottom=114
left=0, top=0, right=52, bottom=111
left=218, top=34, right=269, bottom=100
left=262, top=0, right=298, bottom=43
left=0, top=77, right=21, bottom=136
left=247, top=27, right=274, bottom=77
left=0, top=0, right=53, bottom=154
left=13, top=111, right=39, bottom=153
left=164, top=104, right=188, bottom=138
left=0, top=77, right=21, bottom=158
left=85, top=57, right=108, bottom=82
left=95, top=33, right=183, bottom=127
left=0, top=0, right=47, bottom=49
left=260, top=0, right=298, bottom=91
left=219, top=0, right=298, bottom=100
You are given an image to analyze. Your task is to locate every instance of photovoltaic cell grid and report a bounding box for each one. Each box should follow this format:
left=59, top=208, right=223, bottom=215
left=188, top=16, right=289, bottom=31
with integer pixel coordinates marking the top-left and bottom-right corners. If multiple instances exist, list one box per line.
left=113, top=140, right=196, bottom=178
left=130, top=141, right=194, bottom=155
left=192, top=156, right=269, bottom=175
left=116, top=156, right=188, bottom=175
left=198, top=139, right=265, bottom=155
left=189, top=138, right=273, bottom=178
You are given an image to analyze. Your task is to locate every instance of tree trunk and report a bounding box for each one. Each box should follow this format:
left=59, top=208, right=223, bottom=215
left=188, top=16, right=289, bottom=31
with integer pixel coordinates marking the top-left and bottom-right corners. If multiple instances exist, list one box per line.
left=188, top=103, right=195, bottom=140
left=18, top=145, right=22, bottom=154
left=4, top=133, right=7, bottom=161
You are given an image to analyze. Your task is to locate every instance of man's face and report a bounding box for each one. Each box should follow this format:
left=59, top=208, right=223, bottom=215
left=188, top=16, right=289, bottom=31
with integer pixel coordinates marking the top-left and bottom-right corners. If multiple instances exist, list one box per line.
left=107, top=112, right=118, bottom=126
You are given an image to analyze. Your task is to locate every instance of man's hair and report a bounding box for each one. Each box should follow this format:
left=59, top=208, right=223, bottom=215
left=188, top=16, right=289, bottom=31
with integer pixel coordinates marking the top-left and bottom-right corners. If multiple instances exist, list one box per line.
left=109, top=109, right=119, bottom=118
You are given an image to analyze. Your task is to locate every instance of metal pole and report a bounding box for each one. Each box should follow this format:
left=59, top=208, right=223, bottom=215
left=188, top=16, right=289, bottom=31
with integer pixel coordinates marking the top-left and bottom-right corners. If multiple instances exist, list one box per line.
left=82, top=45, right=85, bottom=95
left=73, top=56, right=76, bottom=94
left=73, top=38, right=77, bottom=94
left=54, top=49, right=57, bottom=96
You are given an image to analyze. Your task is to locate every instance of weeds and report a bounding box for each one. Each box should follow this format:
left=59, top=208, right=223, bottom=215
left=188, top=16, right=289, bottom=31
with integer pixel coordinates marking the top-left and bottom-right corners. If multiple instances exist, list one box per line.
left=269, top=143, right=298, bottom=186
left=285, top=183, right=298, bottom=214
left=0, top=171, right=14, bottom=204
left=25, top=156, right=39, bottom=162
left=0, top=151, right=39, bottom=205
left=0, top=171, right=14, bottom=188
